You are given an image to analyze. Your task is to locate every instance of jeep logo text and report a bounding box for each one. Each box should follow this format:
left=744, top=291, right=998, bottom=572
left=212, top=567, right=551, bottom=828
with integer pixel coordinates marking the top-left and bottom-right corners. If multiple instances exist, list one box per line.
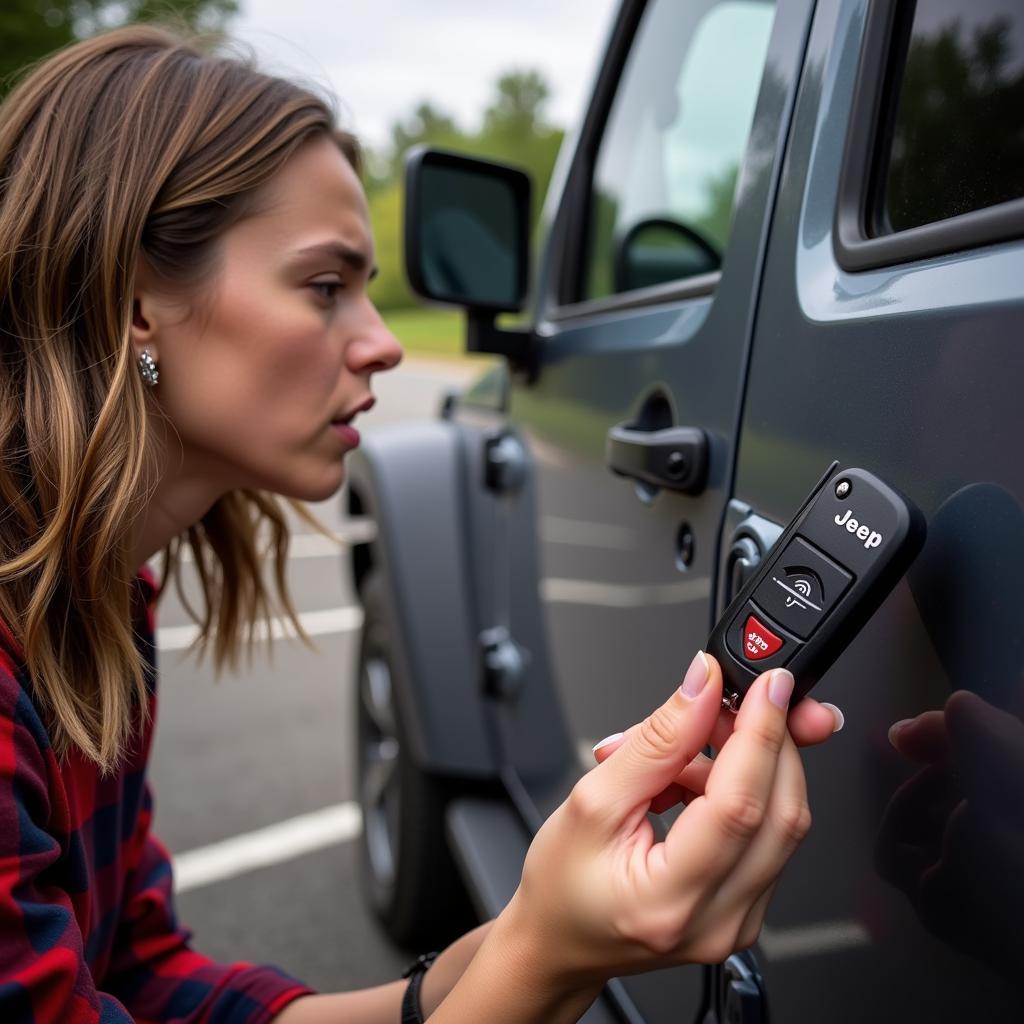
left=834, top=508, right=882, bottom=549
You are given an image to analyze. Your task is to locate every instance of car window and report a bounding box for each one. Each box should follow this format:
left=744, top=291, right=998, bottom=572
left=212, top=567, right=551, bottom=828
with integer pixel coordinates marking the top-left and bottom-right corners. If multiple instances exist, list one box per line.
left=583, top=0, right=775, bottom=302
left=878, top=0, right=1024, bottom=234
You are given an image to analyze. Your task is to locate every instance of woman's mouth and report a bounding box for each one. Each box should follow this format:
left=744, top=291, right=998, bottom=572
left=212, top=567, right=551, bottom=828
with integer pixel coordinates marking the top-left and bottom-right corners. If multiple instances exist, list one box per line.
left=330, top=396, right=374, bottom=449
left=331, top=421, right=360, bottom=447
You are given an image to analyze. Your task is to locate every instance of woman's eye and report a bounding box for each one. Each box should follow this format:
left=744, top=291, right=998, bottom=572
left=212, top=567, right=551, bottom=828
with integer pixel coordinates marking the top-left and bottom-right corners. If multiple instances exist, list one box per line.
left=310, top=279, right=344, bottom=302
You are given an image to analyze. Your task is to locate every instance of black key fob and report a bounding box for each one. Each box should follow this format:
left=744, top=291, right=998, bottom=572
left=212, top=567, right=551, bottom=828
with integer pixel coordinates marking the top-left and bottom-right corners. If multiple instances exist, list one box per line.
left=707, top=463, right=926, bottom=710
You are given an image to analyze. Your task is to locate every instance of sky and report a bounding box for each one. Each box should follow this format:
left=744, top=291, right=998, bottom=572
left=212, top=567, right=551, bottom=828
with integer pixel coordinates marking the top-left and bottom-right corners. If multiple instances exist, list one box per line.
left=231, top=0, right=620, bottom=151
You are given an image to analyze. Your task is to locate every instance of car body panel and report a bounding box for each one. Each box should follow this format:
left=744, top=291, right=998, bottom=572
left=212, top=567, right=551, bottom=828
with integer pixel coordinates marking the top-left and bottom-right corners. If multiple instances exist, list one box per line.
left=360, top=0, right=1024, bottom=1017
left=731, top=0, right=1024, bottom=1018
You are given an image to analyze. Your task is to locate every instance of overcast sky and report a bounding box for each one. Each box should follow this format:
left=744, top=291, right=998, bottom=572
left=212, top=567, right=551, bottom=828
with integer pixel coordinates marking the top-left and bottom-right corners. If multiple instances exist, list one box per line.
left=231, top=0, right=620, bottom=150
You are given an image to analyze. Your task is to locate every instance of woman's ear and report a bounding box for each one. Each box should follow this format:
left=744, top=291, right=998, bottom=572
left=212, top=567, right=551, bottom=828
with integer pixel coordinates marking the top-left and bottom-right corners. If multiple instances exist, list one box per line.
left=131, top=258, right=162, bottom=362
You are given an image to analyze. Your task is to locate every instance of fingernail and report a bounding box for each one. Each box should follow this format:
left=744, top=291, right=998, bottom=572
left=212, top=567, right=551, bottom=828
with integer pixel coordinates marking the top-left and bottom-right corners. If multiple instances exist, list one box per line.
left=768, top=669, right=795, bottom=709
left=821, top=702, right=845, bottom=733
left=887, top=719, right=912, bottom=747
left=679, top=650, right=710, bottom=700
left=592, top=732, right=624, bottom=752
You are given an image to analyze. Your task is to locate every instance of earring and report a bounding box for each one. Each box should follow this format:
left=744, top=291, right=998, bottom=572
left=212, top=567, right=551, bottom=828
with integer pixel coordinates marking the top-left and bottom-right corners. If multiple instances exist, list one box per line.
left=137, top=349, right=159, bottom=387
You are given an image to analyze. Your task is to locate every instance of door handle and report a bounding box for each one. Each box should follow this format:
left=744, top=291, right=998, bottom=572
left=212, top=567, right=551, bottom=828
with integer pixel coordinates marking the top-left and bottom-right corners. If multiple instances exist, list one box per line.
left=606, top=423, right=708, bottom=495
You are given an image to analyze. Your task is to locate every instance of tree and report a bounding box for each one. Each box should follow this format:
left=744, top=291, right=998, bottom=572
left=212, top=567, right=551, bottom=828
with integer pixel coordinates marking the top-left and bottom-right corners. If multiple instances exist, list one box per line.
left=390, top=101, right=461, bottom=156
left=483, top=70, right=551, bottom=139
left=1, top=0, right=237, bottom=95
left=364, top=100, right=466, bottom=195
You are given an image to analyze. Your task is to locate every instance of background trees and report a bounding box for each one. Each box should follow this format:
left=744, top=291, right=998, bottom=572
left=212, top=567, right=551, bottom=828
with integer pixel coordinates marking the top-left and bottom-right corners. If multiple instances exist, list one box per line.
left=0, top=0, right=236, bottom=91
left=2, top=6, right=563, bottom=325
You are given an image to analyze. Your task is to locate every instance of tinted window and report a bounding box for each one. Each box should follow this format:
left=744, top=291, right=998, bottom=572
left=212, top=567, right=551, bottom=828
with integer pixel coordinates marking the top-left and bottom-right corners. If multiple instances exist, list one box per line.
left=583, top=0, right=775, bottom=301
left=879, top=0, right=1024, bottom=234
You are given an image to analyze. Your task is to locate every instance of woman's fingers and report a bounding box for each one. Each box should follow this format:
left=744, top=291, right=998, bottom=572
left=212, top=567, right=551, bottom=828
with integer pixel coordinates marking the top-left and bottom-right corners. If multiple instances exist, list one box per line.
left=662, top=668, right=796, bottom=888
left=713, top=729, right=811, bottom=910
left=589, top=656, right=837, bottom=826
left=789, top=698, right=844, bottom=744
left=707, top=695, right=841, bottom=752
left=735, top=877, right=779, bottom=952
left=593, top=729, right=715, bottom=813
left=576, top=652, right=723, bottom=837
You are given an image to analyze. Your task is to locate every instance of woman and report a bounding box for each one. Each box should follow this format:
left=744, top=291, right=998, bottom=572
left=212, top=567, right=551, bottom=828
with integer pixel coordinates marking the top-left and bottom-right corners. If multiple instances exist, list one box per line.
left=0, top=25, right=842, bottom=1024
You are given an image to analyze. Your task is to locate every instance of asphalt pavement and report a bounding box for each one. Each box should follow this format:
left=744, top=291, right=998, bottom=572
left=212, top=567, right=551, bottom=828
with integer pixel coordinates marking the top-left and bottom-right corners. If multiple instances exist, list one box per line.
left=149, top=355, right=484, bottom=993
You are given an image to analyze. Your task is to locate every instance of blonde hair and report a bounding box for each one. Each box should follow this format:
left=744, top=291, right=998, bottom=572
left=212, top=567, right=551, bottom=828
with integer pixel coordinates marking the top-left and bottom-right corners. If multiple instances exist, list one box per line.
left=0, top=25, right=360, bottom=771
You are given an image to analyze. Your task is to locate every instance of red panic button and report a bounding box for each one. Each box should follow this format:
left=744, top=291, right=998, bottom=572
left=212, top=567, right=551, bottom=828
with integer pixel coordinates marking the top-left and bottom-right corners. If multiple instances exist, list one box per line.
left=743, top=615, right=784, bottom=661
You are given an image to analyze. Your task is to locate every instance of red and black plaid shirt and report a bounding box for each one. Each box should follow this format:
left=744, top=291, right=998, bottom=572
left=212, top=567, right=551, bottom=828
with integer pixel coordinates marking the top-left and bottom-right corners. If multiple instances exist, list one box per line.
left=0, top=568, right=315, bottom=1022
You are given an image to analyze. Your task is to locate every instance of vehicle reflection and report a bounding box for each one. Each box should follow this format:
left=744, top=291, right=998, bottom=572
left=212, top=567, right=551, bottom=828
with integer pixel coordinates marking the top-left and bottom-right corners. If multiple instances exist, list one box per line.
left=880, top=483, right=1024, bottom=984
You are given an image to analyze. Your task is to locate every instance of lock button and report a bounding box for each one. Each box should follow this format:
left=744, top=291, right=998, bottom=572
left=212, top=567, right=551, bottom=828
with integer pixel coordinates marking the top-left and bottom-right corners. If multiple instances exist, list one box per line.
left=726, top=601, right=801, bottom=672
left=741, top=615, right=783, bottom=660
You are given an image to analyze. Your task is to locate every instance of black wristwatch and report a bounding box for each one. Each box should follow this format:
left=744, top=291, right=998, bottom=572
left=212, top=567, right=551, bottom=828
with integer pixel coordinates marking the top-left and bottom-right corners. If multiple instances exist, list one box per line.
left=401, top=951, right=439, bottom=1024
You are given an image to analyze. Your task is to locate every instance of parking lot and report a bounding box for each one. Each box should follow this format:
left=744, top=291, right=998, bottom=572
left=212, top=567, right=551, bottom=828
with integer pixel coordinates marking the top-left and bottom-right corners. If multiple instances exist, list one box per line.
left=149, top=355, right=481, bottom=992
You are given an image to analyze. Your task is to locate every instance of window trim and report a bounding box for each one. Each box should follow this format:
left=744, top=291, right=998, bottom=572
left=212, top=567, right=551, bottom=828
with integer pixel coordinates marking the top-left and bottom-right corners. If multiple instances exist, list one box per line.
left=545, top=0, right=762, bottom=321
left=834, top=0, right=1024, bottom=272
left=544, top=0, right=647, bottom=313
left=545, top=271, right=718, bottom=323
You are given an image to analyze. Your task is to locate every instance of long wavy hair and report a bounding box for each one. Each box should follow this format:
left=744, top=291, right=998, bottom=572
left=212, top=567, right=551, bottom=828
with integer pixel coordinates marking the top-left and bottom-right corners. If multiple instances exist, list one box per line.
left=0, top=25, right=360, bottom=771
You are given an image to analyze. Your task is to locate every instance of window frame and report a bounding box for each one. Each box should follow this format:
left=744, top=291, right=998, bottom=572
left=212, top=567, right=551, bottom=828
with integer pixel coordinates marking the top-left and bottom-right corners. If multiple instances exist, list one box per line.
left=834, top=0, right=1024, bottom=272
left=543, top=0, right=737, bottom=321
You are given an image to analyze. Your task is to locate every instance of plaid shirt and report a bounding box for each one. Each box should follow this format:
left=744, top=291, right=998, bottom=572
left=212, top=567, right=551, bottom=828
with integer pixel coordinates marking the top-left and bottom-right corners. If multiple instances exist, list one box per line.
left=0, top=569, right=315, bottom=1023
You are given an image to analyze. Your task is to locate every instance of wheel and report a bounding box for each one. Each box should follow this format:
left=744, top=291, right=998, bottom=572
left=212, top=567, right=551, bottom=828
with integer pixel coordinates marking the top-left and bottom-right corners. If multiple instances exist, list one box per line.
left=355, top=569, right=477, bottom=949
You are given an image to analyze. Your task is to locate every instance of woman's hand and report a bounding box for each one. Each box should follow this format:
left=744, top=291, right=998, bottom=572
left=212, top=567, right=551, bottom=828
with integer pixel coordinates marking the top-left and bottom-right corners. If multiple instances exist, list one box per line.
left=591, top=666, right=841, bottom=813
left=503, top=652, right=834, bottom=986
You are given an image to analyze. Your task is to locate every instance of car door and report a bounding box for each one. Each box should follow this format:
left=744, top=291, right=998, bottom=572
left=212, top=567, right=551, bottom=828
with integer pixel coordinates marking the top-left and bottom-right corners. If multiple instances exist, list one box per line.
left=482, top=0, right=817, bottom=1020
left=723, top=0, right=1024, bottom=1020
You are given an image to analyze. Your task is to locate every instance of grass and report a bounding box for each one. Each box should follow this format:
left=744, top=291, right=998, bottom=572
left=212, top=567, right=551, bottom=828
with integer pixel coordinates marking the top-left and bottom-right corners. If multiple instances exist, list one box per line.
left=380, top=306, right=467, bottom=360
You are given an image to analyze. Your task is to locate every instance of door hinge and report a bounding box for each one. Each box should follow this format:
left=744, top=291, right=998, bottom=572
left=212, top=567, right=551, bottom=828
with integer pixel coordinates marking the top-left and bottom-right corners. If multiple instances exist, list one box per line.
left=478, top=626, right=528, bottom=700
left=484, top=433, right=527, bottom=494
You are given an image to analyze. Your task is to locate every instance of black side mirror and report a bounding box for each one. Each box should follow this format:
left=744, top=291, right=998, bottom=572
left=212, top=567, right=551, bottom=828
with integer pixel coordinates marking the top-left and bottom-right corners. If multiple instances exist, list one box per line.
left=404, top=148, right=534, bottom=366
left=612, top=217, right=721, bottom=294
left=404, top=147, right=531, bottom=312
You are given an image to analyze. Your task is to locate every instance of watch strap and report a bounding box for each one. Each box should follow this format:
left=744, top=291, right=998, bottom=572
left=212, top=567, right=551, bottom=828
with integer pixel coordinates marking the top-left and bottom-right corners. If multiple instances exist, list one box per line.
left=401, top=951, right=439, bottom=1024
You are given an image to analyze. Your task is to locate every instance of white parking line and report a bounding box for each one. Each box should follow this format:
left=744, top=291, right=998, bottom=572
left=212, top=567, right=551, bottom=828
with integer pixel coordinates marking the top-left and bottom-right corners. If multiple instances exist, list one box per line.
left=541, top=577, right=711, bottom=608
left=539, top=516, right=639, bottom=550
left=157, top=606, right=364, bottom=651
left=173, top=802, right=363, bottom=894
left=170, top=520, right=378, bottom=562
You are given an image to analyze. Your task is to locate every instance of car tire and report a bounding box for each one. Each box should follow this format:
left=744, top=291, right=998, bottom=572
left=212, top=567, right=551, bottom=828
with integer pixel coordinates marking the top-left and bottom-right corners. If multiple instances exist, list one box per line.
left=355, top=568, right=477, bottom=950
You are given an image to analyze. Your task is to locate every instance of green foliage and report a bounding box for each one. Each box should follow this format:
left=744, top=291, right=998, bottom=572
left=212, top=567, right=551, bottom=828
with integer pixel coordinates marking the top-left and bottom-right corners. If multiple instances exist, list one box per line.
left=0, top=0, right=236, bottom=95
left=483, top=70, right=551, bottom=137
left=367, top=181, right=416, bottom=311
left=694, top=162, right=739, bottom=252
left=379, top=307, right=470, bottom=360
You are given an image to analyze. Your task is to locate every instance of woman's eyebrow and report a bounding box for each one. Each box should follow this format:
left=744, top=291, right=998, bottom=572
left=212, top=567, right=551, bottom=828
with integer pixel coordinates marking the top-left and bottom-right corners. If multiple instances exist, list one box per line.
left=288, top=241, right=379, bottom=279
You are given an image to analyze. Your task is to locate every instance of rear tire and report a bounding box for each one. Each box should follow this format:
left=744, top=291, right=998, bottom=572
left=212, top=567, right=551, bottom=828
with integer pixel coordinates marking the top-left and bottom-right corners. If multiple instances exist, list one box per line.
left=355, top=569, right=477, bottom=949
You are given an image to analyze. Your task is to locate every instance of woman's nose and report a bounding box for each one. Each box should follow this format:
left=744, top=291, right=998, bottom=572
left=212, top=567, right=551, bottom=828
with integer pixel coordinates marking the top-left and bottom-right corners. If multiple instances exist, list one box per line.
left=349, top=302, right=404, bottom=375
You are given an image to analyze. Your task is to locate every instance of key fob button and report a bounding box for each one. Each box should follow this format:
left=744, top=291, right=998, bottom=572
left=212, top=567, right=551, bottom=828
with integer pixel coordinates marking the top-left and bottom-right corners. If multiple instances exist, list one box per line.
left=751, top=536, right=853, bottom=640
left=726, top=601, right=801, bottom=671
left=742, top=614, right=783, bottom=660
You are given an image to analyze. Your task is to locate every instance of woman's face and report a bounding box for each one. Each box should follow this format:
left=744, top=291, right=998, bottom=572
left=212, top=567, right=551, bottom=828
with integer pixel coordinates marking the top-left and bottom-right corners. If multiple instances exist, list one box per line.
left=143, top=134, right=403, bottom=503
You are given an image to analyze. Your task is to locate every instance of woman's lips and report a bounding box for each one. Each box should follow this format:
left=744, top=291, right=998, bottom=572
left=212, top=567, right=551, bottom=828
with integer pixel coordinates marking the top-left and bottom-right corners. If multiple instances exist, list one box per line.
left=331, top=421, right=360, bottom=447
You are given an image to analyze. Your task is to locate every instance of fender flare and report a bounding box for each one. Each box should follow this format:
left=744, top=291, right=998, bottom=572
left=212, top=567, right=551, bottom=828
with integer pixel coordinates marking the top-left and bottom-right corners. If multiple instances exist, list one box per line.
left=345, top=419, right=496, bottom=778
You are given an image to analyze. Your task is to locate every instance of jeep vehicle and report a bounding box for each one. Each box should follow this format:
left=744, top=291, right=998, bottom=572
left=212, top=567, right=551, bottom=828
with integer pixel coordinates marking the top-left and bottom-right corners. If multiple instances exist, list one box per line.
left=345, top=0, right=1024, bottom=1020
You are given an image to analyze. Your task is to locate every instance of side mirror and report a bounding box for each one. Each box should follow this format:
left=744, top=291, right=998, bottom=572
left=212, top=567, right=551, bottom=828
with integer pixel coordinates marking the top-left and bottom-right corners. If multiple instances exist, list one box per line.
left=404, top=147, right=530, bottom=310
left=612, top=217, right=721, bottom=294
left=404, top=147, right=533, bottom=364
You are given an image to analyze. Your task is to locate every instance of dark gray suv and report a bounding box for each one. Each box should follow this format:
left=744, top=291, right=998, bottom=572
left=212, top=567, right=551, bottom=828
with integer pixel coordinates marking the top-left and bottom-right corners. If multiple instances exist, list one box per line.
left=346, top=0, right=1024, bottom=1020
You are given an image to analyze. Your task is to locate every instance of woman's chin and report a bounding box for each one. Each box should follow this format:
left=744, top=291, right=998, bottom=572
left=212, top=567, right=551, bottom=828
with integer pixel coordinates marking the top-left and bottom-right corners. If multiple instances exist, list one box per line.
left=292, top=465, right=347, bottom=504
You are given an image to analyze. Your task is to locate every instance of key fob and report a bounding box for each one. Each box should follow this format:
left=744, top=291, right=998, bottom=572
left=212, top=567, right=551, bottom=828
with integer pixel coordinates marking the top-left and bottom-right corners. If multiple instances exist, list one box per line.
left=707, top=463, right=926, bottom=710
